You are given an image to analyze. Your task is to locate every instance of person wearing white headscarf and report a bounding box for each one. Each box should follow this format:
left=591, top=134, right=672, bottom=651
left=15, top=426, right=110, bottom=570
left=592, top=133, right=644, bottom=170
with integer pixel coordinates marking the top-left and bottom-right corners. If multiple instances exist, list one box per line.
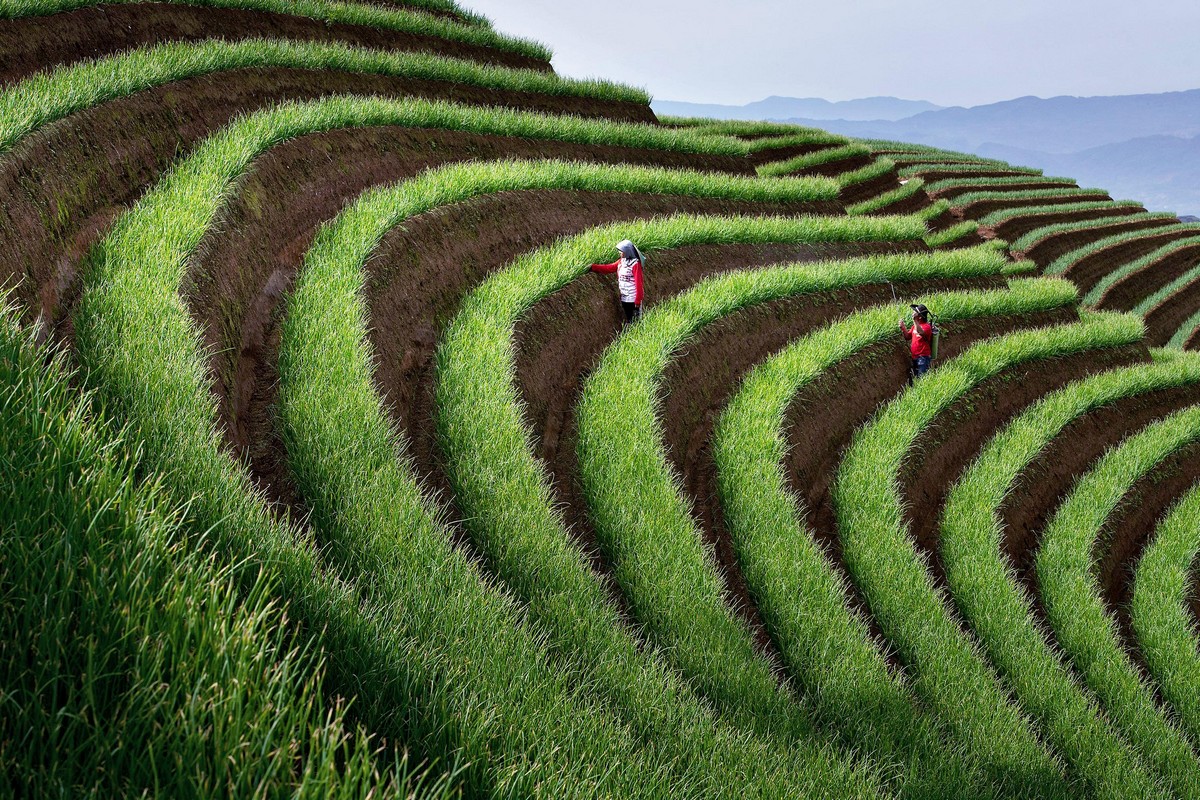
left=590, top=239, right=646, bottom=324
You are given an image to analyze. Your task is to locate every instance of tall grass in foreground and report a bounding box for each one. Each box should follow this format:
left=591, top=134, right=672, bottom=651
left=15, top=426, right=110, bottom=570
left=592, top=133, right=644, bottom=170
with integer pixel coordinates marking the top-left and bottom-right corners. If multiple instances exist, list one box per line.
left=436, top=213, right=928, bottom=797
left=576, top=249, right=1022, bottom=799
left=834, top=312, right=1154, bottom=799
left=712, top=278, right=1077, bottom=800
left=70, top=98, right=761, bottom=797
left=0, top=309, right=455, bottom=799
left=0, top=0, right=527, bottom=52
left=1044, top=222, right=1200, bottom=276
left=944, top=356, right=1200, bottom=800
left=0, top=38, right=660, bottom=157
left=1133, top=480, right=1200, bottom=740
left=274, top=158, right=865, bottom=800
left=1038, top=387, right=1200, bottom=794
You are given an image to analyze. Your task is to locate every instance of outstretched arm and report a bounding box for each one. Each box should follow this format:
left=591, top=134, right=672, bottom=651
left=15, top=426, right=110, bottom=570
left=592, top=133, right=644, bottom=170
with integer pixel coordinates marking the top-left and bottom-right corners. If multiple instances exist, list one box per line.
left=590, top=259, right=619, bottom=274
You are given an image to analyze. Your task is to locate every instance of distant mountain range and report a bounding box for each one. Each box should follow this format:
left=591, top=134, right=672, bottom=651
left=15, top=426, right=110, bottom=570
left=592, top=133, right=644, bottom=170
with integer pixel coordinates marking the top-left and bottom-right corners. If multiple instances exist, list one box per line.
left=653, top=90, right=1200, bottom=217
left=652, top=95, right=943, bottom=122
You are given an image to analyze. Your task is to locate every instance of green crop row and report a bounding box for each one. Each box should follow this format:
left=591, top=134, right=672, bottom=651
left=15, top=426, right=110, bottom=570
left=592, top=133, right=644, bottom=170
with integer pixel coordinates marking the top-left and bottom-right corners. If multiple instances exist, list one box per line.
left=845, top=177, right=925, bottom=215
left=1132, top=259, right=1200, bottom=317
left=859, top=139, right=999, bottom=161
left=837, top=157, right=898, bottom=187
left=65, top=94, right=787, bottom=797
left=660, top=116, right=834, bottom=137
left=756, top=143, right=872, bottom=176
left=899, top=162, right=1042, bottom=178
left=0, top=0, right=518, bottom=46
left=978, top=200, right=1144, bottom=228
left=1039, top=384, right=1200, bottom=796
left=1011, top=212, right=1173, bottom=254
left=927, top=175, right=1078, bottom=195
left=575, top=249, right=1024, bottom=798
left=273, top=157, right=864, bottom=800
left=953, top=186, right=1107, bottom=211
left=925, top=220, right=980, bottom=248
left=1107, top=239, right=1200, bottom=310
left=1168, top=306, right=1200, bottom=348
left=0, top=308, right=457, bottom=799
left=885, top=152, right=1009, bottom=167
left=1044, top=222, right=1200, bottom=276
left=944, top=355, right=1200, bottom=800
left=434, top=212, right=925, bottom=791
left=0, top=38, right=660, bottom=157
left=1132, top=480, right=1200, bottom=740
left=834, top=311, right=1151, bottom=799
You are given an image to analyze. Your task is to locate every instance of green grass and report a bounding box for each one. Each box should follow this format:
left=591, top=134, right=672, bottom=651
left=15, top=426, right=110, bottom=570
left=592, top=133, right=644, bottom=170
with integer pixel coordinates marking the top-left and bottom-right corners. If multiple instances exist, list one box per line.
left=0, top=39, right=660, bottom=158
left=944, top=356, right=1200, bottom=800
left=1086, top=236, right=1200, bottom=307
left=925, top=220, right=979, bottom=248
left=885, top=152, right=1010, bottom=167
left=1168, top=306, right=1200, bottom=349
left=899, top=163, right=1042, bottom=178
left=0, top=308, right=458, bottom=799
left=434, top=213, right=929, bottom=790
left=978, top=201, right=1145, bottom=228
left=1044, top=222, right=1200, bottom=276
left=0, top=0, right=530, bottom=50
left=834, top=311, right=1152, bottom=799
left=1038, top=386, right=1200, bottom=795
left=927, top=175, right=1079, bottom=195
left=661, top=116, right=844, bottom=140
left=575, top=248, right=1022, bottom=799
left=756, top=143, right=871, bottom=176
left=837, top=157, right=898, bottom=187
left=271, top=157, right=863, bottom=800
left=860, top=139, right=1007, bottom=162
left=713, top=277, right=1075, bottom=800
left=67, top=95, right=770, bottom=798
left=845, top=177, right=925, bottom=215
left=1132, top=261, right=1200, bottom=318
left=1011, top=212, right=1175, bottom=254
left=1132, top=480, right=1200, bottom=741
left=952, top=187, right=1107, bottom=211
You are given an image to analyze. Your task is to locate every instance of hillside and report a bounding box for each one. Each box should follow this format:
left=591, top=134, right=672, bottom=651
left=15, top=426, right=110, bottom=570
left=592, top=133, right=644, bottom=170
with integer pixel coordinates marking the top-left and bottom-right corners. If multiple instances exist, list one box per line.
left=4, top=3, right=1200, bottom=799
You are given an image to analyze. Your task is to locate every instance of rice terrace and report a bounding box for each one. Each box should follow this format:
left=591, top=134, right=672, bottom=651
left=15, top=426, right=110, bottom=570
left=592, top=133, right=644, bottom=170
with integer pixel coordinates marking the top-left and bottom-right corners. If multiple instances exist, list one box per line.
left=6, top=1, right=1200, bottom=798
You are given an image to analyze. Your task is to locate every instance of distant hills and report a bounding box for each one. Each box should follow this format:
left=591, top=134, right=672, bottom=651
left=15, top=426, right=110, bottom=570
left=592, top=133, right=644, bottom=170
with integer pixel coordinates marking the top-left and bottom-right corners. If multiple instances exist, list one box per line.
left=653, top=89, right=1200, bottom=217
left=652, top=95, right=943, bottom=122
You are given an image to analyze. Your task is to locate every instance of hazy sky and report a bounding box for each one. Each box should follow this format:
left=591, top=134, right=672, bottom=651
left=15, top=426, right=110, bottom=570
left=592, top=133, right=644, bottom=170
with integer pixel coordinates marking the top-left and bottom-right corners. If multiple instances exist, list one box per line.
left=466, top=1, right=1200, bottom=108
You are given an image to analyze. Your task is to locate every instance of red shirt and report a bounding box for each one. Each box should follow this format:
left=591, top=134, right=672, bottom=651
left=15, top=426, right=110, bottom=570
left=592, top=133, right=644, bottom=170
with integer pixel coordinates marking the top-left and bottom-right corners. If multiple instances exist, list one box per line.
left=903, top=320, right=933, bottom=357
left=590, top=258, right=644, bottom=305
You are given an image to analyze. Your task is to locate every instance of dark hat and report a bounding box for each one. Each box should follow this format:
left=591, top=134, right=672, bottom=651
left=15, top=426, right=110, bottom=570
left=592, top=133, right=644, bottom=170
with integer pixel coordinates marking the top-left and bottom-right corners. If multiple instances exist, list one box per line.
left=910, top=303, right=929, bottom=318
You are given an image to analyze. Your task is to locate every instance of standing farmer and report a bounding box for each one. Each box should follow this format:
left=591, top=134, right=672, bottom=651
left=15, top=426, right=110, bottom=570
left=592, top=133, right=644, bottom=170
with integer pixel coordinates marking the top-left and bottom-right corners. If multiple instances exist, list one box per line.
left=900, top=303, right=934, bottom=385
left=590, top=239, right=645, bottom=324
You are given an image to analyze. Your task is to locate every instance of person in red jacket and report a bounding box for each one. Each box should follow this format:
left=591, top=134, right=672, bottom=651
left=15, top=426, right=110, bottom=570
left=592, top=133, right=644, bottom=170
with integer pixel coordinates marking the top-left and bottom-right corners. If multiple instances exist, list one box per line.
left=900, top=303, right=933, bottom=385
left=590, top=239, right=645, bottom=324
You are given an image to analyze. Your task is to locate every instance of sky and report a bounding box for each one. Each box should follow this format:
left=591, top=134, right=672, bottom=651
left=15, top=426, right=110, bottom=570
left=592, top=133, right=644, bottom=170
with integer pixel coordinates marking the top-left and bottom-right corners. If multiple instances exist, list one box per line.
left=465, top=0, right=1200, bottom=108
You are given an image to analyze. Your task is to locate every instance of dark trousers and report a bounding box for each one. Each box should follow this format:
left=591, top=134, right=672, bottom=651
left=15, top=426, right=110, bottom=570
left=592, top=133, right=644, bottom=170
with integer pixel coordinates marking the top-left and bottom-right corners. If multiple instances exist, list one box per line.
left=621, top=301, right=641, bottom=324
left=908, top=355, right=931, bottom=386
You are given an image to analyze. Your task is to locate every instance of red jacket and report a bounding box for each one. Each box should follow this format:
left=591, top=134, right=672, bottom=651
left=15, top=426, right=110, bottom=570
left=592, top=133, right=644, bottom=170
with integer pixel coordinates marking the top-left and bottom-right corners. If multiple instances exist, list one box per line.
left=902, top=320, right=933, bottom=357
left=590, top=258, right=643, bottom=305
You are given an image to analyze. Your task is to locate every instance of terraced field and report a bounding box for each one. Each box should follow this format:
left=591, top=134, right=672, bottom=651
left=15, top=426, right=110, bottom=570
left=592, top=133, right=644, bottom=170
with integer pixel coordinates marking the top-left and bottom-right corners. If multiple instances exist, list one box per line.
left=4, top=2, right=1200, bottom=797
